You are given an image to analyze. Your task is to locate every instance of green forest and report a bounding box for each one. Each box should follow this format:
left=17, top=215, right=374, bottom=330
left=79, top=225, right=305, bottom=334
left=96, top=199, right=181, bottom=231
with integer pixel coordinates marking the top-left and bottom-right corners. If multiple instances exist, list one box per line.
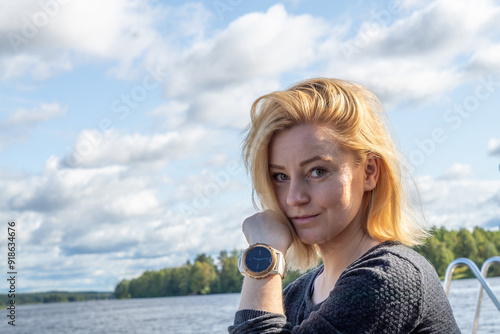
left=114, top=226, right=500, bottom=299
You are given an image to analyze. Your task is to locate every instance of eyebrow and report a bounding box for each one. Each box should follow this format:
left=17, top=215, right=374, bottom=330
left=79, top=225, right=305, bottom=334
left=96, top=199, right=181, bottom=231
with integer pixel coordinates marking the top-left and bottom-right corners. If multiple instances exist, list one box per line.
left=269, top=155, right=334, bottom=170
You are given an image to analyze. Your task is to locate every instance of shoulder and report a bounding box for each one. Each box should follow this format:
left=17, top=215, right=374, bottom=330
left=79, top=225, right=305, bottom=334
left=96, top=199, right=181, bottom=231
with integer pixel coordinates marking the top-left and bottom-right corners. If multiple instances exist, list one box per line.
left=338, top=241, right=444, bottom=301
left=337, top=241, right=427, bottom=297
left=337, top=243, right=429, bottom=320
left=346, top=241, right=437, bottom=281
left=319, top=242, right=429, bottom=332
left=356, top=242, right=460, bottom=332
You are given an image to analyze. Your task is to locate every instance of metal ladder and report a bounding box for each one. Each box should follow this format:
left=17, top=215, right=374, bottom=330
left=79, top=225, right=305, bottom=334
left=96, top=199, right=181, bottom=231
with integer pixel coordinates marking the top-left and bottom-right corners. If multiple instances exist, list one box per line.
left=443, top=256, right=500, bottom=333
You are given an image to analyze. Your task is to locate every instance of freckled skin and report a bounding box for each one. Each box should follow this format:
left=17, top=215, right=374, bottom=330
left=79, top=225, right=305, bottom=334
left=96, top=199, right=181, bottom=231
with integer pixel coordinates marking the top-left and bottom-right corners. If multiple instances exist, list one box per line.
left=268, top=124, right=366, bottom=247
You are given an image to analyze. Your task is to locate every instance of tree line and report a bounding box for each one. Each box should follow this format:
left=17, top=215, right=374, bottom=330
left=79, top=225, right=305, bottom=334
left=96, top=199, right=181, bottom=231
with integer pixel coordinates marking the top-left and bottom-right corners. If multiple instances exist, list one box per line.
left=415, top=226, right=500, bottom=278
left=114, top=250, right=243, bottom=298
left=114, top=227, right=500, bottom=299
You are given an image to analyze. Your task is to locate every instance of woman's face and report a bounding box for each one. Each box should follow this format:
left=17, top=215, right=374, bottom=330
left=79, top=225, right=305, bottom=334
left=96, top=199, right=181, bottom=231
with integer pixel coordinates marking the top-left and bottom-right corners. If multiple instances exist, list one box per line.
left=268, top=124, right=370, bottom=246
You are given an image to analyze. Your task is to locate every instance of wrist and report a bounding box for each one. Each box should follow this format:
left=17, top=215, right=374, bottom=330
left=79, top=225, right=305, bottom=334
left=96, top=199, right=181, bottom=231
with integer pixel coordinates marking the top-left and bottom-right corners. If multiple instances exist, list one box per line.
left=246, top=239, right=289, bottom=255
left=238, top=274, right=284, bottom=313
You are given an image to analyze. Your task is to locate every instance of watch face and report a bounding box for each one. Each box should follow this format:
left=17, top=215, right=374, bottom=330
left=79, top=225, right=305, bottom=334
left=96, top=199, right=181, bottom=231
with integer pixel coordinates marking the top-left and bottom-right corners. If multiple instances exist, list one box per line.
left=245, top=246, right=274, bottom=274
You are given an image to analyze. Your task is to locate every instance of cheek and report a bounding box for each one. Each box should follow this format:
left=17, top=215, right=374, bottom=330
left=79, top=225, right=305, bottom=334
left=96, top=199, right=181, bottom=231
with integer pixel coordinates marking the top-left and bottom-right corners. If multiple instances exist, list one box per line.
left=336, top=173, right=354, bottom=207
left=273, top=185, right=288, bottom=207
left=316, top=180, right=345, bottom=210
left=345, top=169, right=366, bottom=209
left=331, top=170, right=362, bottom=212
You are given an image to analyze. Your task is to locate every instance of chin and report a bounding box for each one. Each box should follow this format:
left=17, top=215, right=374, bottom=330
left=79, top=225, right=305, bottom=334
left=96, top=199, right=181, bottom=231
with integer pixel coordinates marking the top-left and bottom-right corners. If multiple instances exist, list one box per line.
left=297, top=232, right=328, bottom=246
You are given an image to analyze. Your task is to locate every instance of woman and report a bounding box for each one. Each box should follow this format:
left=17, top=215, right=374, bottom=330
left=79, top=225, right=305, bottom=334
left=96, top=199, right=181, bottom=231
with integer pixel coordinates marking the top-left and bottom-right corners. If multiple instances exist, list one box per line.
left=229, top=78, right=460, bottom=333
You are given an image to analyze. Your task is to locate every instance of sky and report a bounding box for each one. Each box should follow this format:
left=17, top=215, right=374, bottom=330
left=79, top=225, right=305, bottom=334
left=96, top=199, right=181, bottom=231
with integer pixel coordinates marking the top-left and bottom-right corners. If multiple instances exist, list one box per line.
left=0, top=0, right=499, bottom=293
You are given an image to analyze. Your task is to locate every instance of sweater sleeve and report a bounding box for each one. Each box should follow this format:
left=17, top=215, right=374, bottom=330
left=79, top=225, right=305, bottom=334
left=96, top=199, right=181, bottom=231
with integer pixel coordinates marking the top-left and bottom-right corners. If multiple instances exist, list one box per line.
left=228, top=310, right=290, bottom=334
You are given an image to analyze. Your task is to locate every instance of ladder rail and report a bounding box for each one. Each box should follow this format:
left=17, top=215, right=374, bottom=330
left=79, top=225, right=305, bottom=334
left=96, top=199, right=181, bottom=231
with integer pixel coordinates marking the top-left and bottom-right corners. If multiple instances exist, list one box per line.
left=443, top=257, right=500, bottom=334
left=472, top=256, right=500, bottom=334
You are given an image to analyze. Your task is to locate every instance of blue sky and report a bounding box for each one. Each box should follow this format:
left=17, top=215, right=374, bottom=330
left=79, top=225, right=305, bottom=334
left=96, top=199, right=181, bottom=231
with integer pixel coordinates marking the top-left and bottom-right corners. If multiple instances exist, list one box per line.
left=0, top=0, right=499, bottom=292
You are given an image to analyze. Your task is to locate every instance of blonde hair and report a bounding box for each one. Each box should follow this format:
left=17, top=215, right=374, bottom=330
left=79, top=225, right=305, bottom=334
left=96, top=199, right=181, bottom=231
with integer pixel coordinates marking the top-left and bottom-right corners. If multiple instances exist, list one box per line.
left=242, top=78, right=427, bottom=271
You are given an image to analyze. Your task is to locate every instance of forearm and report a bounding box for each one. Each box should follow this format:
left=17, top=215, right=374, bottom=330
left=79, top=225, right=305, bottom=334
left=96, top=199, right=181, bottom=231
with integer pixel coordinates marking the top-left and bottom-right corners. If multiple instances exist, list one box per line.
left=238, top=274, right=284, bottom=314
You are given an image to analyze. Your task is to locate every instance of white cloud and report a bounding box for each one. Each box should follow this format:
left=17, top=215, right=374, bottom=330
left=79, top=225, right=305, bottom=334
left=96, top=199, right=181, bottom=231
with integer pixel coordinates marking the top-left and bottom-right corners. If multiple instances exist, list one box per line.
left=0, top=53, right=73, bottom=80
left=148, top=101, right=189, bottom=130
left=2, top=0, right=499, bottom=105
left=0, top=101, right=66, bottom=150
left=185, top=78, right=279, bottom=128
left=338, top=60, right=461, bottom=106
left=151, top=4, right=335, bottom=128
left=153, top=0, right=500, bottom=128
left=488, top=138, right=500, bottom=156
left=207, top=153, right=230, bottom=168
left=328, top=0, right=500, bottom=106
left=487, top=189, right=500, bottom=211
left=1, top=101, right=66, bottom=126
left=417, top=175, right=500, bottom=229
left=164, top=5, right=329, bottom=98
left=0, top=149, right=251, bottom=291
left=162, top=2, right=213, bottom=40
left=399, top=0, right=432, bottom=10
left=466, top=44, right=500, bottom=76
left=62, top=126, right=220, bottom=169
left=0, top=0, right=164, bottom=80
left=442, top=163, right=474, bottom=180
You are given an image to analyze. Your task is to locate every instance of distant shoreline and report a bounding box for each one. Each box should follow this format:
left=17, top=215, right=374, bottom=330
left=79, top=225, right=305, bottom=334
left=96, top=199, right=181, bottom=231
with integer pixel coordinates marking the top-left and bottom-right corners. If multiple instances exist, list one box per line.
left=0, top=291, right=113, bottom=306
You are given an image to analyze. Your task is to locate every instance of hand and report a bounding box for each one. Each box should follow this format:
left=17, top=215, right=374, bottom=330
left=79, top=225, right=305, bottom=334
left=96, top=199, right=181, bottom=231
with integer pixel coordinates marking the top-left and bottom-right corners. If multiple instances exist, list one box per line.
left=242, top=210, right=293, bottom=254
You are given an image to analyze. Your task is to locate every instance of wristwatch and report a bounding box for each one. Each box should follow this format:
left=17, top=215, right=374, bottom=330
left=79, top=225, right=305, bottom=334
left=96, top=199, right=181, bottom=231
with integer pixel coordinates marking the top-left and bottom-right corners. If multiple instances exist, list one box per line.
left=239, top=243, right=286, bottom=279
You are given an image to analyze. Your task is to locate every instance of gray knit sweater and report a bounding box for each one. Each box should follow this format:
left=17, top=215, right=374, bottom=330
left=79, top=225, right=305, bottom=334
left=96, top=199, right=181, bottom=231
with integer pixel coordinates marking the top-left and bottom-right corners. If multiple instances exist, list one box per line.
left=229, top=241, right=460, bottom=333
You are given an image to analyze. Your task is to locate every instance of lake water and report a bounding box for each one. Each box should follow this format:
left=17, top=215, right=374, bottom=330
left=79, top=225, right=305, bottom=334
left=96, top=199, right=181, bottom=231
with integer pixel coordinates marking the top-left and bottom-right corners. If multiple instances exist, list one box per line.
left=2, top=277, right=499, bottom=333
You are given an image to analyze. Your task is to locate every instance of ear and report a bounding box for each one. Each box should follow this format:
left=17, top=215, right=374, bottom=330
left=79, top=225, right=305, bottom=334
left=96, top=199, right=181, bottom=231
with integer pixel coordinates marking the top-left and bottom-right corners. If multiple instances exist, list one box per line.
left=363, top=154, right=379, bottom=192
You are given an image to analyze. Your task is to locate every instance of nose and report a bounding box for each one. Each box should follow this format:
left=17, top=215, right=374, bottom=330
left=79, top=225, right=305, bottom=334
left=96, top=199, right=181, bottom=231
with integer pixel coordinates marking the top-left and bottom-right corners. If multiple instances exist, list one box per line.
left=286, top=179, right=310, bottom=207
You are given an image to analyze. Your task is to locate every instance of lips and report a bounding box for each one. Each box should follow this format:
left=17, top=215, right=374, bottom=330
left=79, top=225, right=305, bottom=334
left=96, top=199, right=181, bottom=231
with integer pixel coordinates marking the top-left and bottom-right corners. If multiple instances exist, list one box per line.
left=290, top=214, right=319, bottom=224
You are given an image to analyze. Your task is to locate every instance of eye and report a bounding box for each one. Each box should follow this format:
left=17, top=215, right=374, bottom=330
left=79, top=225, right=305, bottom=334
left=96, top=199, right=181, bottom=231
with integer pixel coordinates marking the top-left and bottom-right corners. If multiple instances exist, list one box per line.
left=272, top=173, right=289, bottom=182
left=310, top=167, right=327, bottom=178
